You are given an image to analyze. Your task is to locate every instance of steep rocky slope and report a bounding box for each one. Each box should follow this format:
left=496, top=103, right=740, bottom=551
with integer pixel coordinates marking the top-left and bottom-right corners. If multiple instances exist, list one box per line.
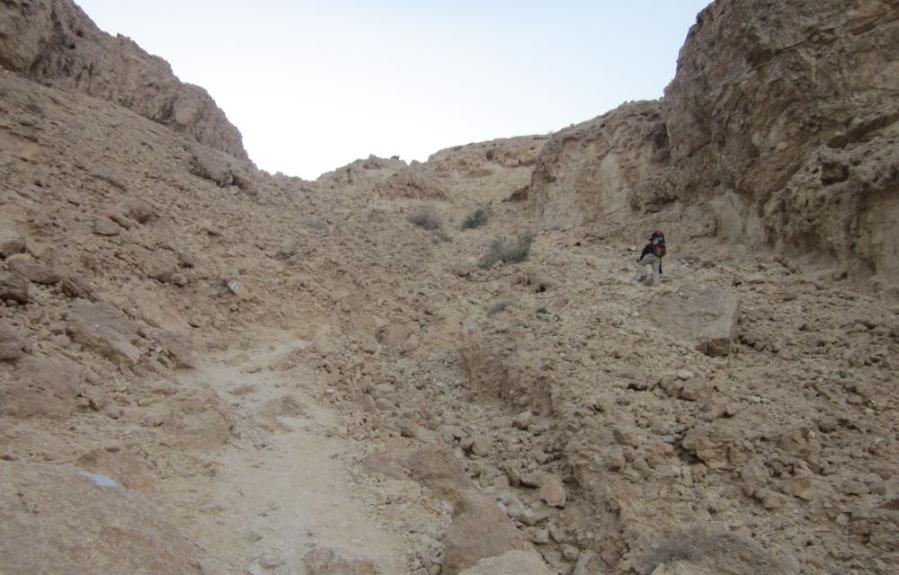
left=0, top=0, right=247, bottom=159
left=530, top=0, right=899, bottom=290
left=1, top=1, right=897, bottom=575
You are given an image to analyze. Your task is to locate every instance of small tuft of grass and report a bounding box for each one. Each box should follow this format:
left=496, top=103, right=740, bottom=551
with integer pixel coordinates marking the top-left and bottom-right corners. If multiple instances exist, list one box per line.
left=479, top=233, right=534, bottom=269
left=407, top=206, right=442, bottom=231
left=461, top=207, right=489, bottom=230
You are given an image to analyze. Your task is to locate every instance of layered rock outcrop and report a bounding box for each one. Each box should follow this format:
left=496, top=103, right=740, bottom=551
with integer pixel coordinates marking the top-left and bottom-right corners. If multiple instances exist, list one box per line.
left=530, top=0, right=899, bottom=285
left=0, top=0, right=247, bottom=159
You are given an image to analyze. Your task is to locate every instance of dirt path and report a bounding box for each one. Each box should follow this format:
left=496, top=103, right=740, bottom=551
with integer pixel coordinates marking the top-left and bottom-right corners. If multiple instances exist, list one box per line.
left=156, top=335, right=407, bottom=574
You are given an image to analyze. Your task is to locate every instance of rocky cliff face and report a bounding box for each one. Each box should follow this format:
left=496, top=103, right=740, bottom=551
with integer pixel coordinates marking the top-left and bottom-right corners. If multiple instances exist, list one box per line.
left=529, top=101, right=670, bottom=230
left=530, top=0, right=899, bottom=288
left=0, top=0, right=247, bottom=160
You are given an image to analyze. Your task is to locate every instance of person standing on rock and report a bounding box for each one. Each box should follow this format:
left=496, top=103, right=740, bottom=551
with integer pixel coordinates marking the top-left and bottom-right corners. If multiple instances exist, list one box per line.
left=635, top=230, right=666, bottom=286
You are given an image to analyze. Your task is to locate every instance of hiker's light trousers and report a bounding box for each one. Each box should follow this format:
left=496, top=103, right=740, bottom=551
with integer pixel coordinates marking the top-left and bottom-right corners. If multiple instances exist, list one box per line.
left=636, top=253, right=661, bottom=285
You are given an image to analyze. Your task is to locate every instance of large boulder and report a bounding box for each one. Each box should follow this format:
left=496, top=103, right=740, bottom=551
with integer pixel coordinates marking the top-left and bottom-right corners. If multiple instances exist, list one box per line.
left=66, top=299, right=143, bottom=364
left=0, top=462, right=213, bottom=575
left=0, top=356, right=82, bottom=418
left=681, top=422, right=743, bottom=470
left=0, top=270, right=30, bottom=303
left=443, top=497, right=530, bottom=575
left=407, top=446, right=473, bottom=506
left=539, top=474, right=567, bottom=507
left=146, top=328, right=197, bottom=369
left=0, top=216, right=26, bottom=257
left=189, top=144, right=253, bottom=189
left=5, top=253, right=62, bottom=284
left=0, top=322, right=27, bottom=361
left=139, top=386, right=235, bottom=449
left=458, top=550, right=553, bottom=575
left=123, top=197, right=158, bottom=224
left=60, top=275, right=95, bottom=300
left=132, top=246, right=180, bottom=283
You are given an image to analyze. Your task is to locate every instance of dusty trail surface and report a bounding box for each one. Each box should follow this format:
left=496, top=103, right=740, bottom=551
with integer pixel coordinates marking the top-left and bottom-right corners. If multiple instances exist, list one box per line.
left=157, top=335, right=407, bottom=574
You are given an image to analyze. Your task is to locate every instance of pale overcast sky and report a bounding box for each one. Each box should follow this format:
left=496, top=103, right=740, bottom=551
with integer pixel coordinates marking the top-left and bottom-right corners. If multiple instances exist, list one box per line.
left=77, top=0, right=710, bottom=179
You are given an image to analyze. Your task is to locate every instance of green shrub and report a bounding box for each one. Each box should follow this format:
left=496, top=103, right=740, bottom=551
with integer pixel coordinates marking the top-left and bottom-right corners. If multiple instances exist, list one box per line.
left=479, top=233, right=534, bottom=268
left=461, top=207, right=489, bottom=230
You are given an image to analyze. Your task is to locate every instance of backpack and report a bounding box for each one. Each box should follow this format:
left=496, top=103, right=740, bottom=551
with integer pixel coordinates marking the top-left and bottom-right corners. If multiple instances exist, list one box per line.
left=650, top=231, right=666, bottom=257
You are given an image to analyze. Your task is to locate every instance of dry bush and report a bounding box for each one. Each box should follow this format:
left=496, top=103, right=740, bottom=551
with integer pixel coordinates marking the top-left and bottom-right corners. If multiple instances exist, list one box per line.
left=407, top=206, right=443, bottom=231
left=479, top=233, right=534, bottom=269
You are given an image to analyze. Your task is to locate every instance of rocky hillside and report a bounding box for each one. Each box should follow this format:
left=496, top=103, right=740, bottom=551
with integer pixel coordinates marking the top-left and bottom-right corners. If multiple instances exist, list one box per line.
left=0, top=0, right=247, bottom=159
left=530, top=0, right=899, bottom=290
left=1, top=1, right=897, bottom=575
